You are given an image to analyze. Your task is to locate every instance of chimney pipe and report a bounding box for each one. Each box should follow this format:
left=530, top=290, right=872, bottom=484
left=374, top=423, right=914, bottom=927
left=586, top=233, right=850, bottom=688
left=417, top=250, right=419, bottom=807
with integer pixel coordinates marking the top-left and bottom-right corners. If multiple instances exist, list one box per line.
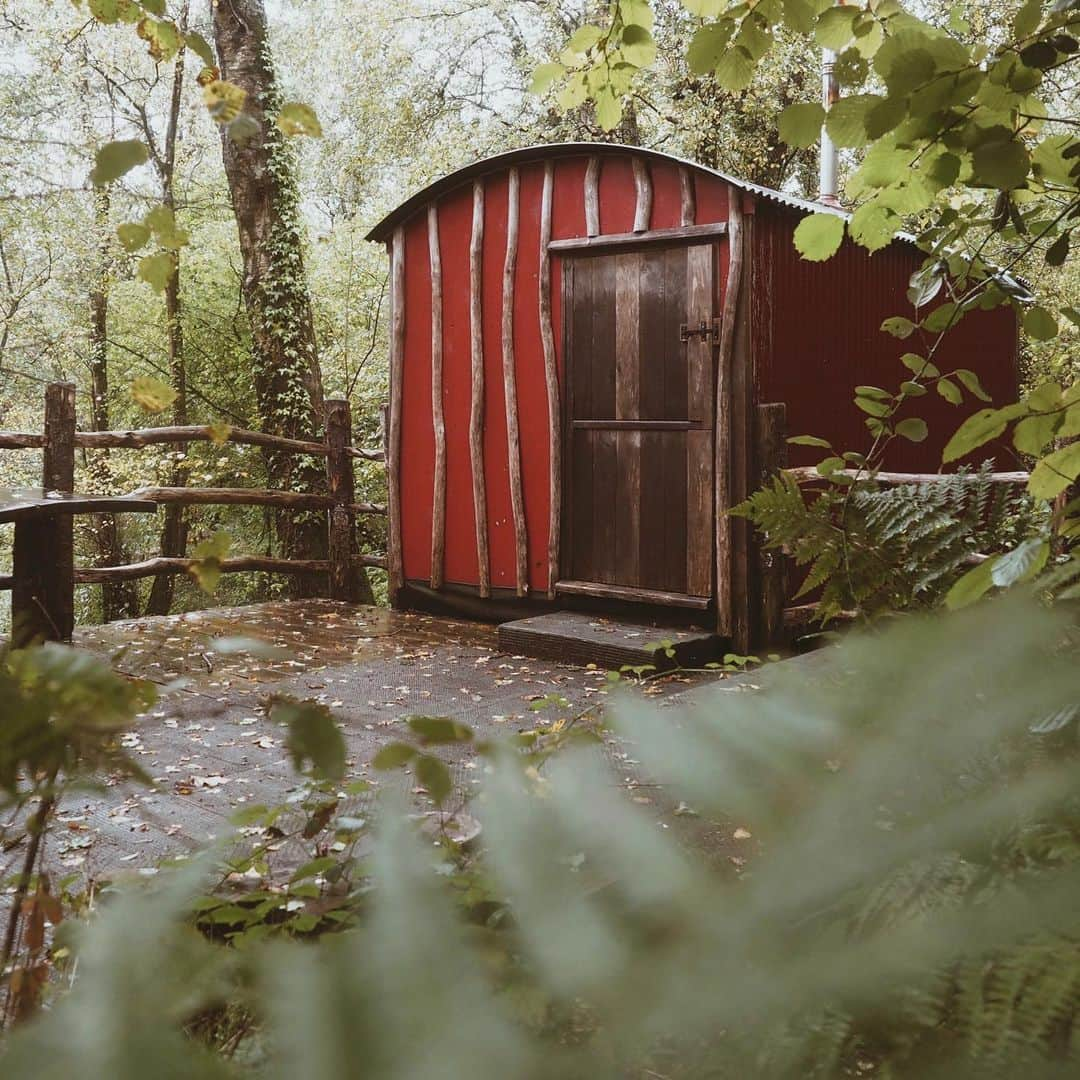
left=819, top=46, right=841, bottom=207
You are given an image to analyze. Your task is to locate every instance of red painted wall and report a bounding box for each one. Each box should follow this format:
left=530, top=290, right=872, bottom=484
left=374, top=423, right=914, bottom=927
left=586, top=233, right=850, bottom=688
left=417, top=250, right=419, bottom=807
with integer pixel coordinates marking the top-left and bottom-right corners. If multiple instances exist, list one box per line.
left=751, top=203, right=1018, bottom=471
left=396, top=152, right=731, bottom=593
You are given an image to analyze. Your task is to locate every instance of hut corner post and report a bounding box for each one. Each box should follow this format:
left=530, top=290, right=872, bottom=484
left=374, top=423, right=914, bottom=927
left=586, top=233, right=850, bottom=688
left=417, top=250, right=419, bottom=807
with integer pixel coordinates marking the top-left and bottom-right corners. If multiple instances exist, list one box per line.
left=14, top=382, right=77, bottom=644
left=325, top=396, right=359, bottom=602
left=752, top=402, right=787, bottom=649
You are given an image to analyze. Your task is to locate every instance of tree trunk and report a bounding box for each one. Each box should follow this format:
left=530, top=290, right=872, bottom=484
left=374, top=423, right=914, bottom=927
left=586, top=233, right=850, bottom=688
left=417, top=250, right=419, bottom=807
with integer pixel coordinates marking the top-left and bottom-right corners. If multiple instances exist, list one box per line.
left=146, top=9, right=190, bottom=615
left=87, top=187, right=140, bottom=621
left=213, top=0, right=369, bottom=600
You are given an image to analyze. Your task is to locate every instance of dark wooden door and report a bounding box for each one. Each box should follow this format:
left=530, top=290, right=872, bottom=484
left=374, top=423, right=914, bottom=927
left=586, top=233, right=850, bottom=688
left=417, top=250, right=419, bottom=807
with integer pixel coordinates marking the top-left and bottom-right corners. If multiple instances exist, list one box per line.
left=562, top=243, right=716, bottom=606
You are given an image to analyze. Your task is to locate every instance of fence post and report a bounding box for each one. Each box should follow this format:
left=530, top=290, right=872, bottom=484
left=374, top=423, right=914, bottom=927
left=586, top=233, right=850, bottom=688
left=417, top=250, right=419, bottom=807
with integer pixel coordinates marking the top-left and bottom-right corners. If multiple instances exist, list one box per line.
left=753, top=402, right=787, bottom=649
left=325, top=397, right=357, bottom=602
left=15, top=382, right=77, bottom=643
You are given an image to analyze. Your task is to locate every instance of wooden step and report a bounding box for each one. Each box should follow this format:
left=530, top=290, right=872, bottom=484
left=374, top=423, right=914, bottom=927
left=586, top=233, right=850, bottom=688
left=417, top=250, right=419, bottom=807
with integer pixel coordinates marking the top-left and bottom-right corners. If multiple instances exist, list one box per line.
left=497, top=611, right=722, bottom=672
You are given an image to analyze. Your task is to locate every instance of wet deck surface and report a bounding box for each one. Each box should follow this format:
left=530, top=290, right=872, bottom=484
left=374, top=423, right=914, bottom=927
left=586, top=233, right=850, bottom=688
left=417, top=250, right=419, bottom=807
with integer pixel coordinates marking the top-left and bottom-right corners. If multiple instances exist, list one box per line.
left=36, top=601, right=708, bottom=883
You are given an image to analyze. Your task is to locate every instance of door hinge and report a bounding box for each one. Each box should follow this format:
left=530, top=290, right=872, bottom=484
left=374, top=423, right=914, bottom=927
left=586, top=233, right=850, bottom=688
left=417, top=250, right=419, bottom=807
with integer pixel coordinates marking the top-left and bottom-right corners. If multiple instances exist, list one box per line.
left=679, top=316, right=721, bottom=344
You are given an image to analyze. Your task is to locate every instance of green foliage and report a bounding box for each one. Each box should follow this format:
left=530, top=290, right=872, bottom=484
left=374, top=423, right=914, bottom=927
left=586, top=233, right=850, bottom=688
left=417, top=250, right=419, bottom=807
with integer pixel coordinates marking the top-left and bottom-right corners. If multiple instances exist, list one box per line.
left=2, top=596, right=1080, bottom=1075
left=732, top=464, right=1036, bottom=621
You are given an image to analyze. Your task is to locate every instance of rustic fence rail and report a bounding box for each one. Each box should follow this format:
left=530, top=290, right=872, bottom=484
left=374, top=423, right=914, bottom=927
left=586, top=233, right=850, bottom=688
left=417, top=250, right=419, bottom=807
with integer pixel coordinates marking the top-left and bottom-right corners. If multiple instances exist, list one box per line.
left=0, top=383, right=387, bottom=628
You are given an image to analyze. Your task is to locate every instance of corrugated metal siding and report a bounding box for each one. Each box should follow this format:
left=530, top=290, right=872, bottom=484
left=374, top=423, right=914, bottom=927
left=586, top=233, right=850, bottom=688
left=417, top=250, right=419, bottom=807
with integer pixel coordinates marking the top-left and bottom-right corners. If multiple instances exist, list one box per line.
left=752, top=203, right=1018, bottom=472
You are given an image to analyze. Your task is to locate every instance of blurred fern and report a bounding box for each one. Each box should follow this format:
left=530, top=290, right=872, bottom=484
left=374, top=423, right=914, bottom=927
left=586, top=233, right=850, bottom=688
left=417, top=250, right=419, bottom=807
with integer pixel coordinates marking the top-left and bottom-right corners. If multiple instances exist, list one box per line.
left=1, top=593, right=1078, bottom=1078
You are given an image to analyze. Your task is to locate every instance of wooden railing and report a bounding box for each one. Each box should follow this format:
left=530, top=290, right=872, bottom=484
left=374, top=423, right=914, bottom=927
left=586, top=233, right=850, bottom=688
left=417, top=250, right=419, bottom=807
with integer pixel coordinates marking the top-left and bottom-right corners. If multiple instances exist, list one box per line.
left=0, top=382, right=387, bottom=606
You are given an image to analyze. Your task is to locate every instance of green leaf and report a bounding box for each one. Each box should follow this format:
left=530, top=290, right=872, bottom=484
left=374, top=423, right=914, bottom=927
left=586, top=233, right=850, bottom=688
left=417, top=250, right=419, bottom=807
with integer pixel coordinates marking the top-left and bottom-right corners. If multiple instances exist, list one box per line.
left=882, top=317, right=916, bottom=339
left=619, top=0, right=655, bottom=29
left=991, top=538, right=1049, bottom=587
left=793, top=213, right=845, bottom=261
left=787, top=435, right=833, bottom=448
left=937, top=378, right=963, bottom=405
left=130, top=376, right=178, bottom=414
left=855, top=385, right=891, bottom=400
left=372, top=743, right=417, bottom=770
left=184, top=30, right=215, bottom=67
left=714, top=46, right=756, bottom=91
left=137, top=251, right=175, bottom=292
left=895, top=418, right=928, bottom=442
left=855, top=396, right=891, bottom=417
left=954, top=369, right=992, bottom=402
left=687, top=22, right=734, bottom=75
left=778, top=102, right=825, bottom=149
left=1028, top=442, right=1080, bottom=500
left=619, top=24, right=656, bottom=67
left=89, top=139, right=148, bottom=186
left=406, top=716, right=473, bottom=745
left=816, top=456, right=846, bottom=476
left=921, top=302, right=959, bottom=333
left=88, top=0, right=127, bottom=23
left=289, top=857, right=339, bottom=883
left=902, top=353, right=939, bottom=378
left=415, top=753, right=452, bottom=805
left=1014, top=411, right=1062, bottom=455
left=815, top=6, right=858, bottom=50
left=144, top=205, right=189, bottom=250
left=116, top=222, right=151, bottom=253
left=825, top=95, right=877, bottom=148
left=1024, top=305, right=1058, bottom=340
left=944, top=556, right=997, bottom=610
left=942, top=407, right=1017, bottom=463
left=567, top=25, right=604, bottom=54
left=529, top=62, right=565, bottom=95
left=900, top=381, right=928, bottom=397
left=971, top=138, right=1030, bottom=190
left=681, top=0, right=726, bottom=17
left=273, top=697, right=346, bottom=782
left=1013, top=0, right=1042, bottom=38
left=849, top=202, right=898, bottom=253
left=1045, top=232, right=1070, bottom=266
left=595, top=88, right=623, bottom=131
left=277, top=103, right=322, bottom=137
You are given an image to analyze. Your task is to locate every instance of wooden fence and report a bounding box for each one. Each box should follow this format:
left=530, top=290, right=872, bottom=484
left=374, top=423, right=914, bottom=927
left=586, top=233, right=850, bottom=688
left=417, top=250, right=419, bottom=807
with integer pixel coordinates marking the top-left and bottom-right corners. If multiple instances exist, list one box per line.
left=0, top=382, right=386, bottom=607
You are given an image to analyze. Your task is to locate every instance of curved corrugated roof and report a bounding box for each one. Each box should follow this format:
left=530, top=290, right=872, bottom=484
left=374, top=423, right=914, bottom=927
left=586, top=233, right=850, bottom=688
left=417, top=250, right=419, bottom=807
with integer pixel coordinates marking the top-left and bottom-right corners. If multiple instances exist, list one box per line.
left=363, top=141, right=845, bottom=244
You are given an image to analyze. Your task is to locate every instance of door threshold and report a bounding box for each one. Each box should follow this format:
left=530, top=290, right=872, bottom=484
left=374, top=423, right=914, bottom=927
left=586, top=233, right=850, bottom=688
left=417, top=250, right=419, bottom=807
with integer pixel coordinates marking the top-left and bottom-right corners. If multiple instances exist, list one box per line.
left=555, top=580, right=711, bottom=611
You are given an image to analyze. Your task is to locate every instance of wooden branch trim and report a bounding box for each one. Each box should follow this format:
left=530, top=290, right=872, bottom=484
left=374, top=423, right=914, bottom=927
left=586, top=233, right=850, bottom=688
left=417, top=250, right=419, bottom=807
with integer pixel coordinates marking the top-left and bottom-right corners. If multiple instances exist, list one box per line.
left=470, top=180, right=491, bottom=597
left=347, top=447, right=385, bottom=462
left=547, top=222, right=726, bottom=253
left=125, top=485, right=384, bottom=514
left=584, top=156, right=600, bottom=236
left=715, top=189, right=745, bottom=637
left=572, top=419, right=707, bottom=431
left=502, top=168, right=528, bottom=596
left=0, top=433, right=45, bottom=450
left=787, top=467, right=1031, bottom=486
left=679, top=167, right=696, bottom=227
left=74, top=553, right=388, bottom=583
left=540, top=160, right=561, bottom=599
left=632, top=158, right=652, bottom=233
left=387, top=226, right=406, bottom=600
left=74, top=425, right=328, bottom=455
left=428, top=203, right=447, bottom=590
left=555, top=579, right=711, bottom=611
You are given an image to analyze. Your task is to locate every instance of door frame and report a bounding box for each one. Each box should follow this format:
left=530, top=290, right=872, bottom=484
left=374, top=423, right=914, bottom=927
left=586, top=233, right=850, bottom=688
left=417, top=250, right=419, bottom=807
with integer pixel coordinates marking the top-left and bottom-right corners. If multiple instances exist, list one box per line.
left=556, top=233, right=724, bottom=610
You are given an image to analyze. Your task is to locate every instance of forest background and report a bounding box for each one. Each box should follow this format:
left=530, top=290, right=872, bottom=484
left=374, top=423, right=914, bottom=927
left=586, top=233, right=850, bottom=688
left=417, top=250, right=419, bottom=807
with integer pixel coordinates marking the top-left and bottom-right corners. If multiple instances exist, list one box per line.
left=4, top=0, right=1071, bottom=628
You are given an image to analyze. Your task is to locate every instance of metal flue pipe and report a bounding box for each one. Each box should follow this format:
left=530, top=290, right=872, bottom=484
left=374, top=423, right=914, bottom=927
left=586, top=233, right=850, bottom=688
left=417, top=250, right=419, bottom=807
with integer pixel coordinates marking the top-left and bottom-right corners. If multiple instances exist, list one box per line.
left=819, top=45, right=841, bottom=207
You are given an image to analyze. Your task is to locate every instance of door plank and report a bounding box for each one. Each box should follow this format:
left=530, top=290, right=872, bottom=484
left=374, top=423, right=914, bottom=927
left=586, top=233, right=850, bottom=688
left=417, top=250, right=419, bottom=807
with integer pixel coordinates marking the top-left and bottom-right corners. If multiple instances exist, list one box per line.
left=615, top=253, right=642, bottom=587
left=592, top=429, right=618, bottom=583
left=686, top=244, right=714, bottom=596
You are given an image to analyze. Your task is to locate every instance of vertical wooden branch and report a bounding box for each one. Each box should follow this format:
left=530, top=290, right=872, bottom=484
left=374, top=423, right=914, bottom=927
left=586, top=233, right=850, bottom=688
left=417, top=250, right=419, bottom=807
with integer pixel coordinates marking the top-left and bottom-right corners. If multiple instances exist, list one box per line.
left=632, top=158, right=652, bottom=233
left=754, top=402, right=788, bottom=647
left=428, top=204, right=446, bottom=590
left=325, top=397, right=357, bottom=601
left=502, top=169, right=528, bottom=595
left=715, top=191, right=744, bottom=637
left=679, top=166, right=696, bottom=227
left=584, top=156, right=600, bottom=237
left=470, top=180, right=491, bottom=597
left=540, top=161, right=561, bottom=598
left=387, top=228, right=406, bottom=602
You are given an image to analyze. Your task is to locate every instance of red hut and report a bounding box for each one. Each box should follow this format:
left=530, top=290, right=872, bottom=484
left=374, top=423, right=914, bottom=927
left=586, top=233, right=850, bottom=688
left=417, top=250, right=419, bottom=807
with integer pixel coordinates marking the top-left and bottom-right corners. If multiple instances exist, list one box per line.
left=366, top=143, right=1017, bottom=649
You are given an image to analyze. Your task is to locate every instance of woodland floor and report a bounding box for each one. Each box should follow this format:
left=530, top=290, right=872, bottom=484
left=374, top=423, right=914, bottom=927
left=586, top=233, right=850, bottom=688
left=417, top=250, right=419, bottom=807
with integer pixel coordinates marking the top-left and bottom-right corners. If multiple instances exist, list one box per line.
left=21, top=601, right=797, bottom=889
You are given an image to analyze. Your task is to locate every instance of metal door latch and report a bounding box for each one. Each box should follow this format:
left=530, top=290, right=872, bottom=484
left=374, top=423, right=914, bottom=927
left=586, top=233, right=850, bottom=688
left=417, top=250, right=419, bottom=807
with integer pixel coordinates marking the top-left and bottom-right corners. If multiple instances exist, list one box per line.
left=679, top=317, right=721, bottom=344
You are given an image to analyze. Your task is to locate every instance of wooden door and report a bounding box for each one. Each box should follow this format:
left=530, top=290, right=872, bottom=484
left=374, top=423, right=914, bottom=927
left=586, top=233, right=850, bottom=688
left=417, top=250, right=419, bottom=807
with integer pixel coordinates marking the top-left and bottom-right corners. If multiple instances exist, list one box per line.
left=561, top=242, right=716, bottom=607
